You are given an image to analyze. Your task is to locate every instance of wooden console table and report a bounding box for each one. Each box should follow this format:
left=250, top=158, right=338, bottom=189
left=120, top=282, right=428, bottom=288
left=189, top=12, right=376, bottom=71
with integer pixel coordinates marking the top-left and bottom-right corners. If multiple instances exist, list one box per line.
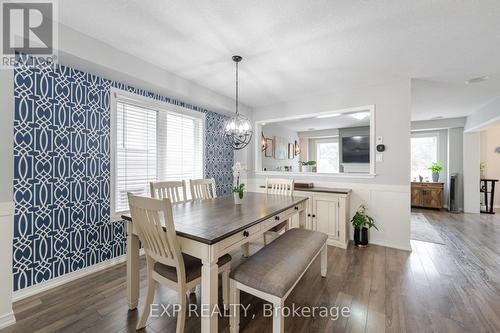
left=480, top=179, right=498, bottom=214
left=411, top=182, right=444, bottom=209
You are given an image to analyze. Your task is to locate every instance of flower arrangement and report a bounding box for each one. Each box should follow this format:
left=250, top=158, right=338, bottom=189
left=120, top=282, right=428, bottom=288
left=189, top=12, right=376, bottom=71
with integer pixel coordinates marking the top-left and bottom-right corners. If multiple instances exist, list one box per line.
left=232, top=162, right=246, bottom=203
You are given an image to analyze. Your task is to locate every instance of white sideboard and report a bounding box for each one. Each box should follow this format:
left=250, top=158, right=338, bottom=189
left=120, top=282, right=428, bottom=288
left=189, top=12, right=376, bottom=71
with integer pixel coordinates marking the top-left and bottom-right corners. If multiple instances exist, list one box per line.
left=256, top=186, right=351, bottom=249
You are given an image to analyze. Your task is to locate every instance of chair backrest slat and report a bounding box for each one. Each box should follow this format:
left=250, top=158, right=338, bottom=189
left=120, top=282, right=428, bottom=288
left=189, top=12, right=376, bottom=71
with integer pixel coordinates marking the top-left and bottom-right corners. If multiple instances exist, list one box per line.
left=127, top=193, right=185, bottom=282
left=190, top=178, right=217, bottom=200
left=266, top=178, right=294, bottom=197
left=150, top=180, right=188, bottom=203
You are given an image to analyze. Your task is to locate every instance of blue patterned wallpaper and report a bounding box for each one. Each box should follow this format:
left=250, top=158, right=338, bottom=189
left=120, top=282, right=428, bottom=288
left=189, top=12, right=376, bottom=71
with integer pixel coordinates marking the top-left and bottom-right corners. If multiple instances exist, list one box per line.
left=13, top=54, right=234, bottom=291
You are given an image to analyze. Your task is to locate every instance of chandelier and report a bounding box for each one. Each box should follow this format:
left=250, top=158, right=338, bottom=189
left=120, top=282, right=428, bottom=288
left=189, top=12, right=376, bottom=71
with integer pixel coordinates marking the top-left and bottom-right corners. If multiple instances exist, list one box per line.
left=224, top=55, right=253, bottom=150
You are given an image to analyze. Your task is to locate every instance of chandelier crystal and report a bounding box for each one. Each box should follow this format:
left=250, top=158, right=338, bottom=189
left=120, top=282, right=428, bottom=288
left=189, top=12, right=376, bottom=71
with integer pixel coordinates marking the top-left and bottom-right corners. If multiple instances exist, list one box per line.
left=224, top=55, right=253, bottom=150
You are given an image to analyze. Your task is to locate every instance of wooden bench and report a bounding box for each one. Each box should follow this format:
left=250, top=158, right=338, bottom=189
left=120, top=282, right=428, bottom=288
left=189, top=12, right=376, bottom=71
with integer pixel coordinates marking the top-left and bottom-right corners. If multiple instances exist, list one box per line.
left=229, top=228, right=328, bottom=333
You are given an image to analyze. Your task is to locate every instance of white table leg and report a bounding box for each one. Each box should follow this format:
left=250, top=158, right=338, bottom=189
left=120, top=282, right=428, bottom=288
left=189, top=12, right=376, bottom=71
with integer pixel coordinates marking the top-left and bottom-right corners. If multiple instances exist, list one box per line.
left=127, top=222, right=140, bottom=310
left=321, top=245, right=327, bottom=277
left=201, top=256, right=218, bottom=333
left=229, top=279, right=240, bottom=333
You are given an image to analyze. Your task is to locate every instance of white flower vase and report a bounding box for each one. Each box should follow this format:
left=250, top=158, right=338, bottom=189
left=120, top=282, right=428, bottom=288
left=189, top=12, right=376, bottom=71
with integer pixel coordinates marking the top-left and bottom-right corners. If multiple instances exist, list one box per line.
left=302, top=165, right=311, bottom=172
left=234, top=192, right=243, bottom=205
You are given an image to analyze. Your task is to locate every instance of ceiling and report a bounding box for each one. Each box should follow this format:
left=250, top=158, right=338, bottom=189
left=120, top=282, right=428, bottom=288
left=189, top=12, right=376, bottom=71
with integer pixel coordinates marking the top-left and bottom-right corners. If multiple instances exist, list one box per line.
left=59, top=0, right=500, bottom=119
left=266, top=112, right=370, bottom=132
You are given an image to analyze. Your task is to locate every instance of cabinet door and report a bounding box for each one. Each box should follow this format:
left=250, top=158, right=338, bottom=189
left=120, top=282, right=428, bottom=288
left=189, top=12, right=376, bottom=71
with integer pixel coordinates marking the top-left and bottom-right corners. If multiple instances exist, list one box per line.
left=411, top=187, right=422, bottom=206
left=427, top=188, right=442, bottom=208
left=290, top=195, right=313, bottom=229
left=312, top=195, right=339, bottom=240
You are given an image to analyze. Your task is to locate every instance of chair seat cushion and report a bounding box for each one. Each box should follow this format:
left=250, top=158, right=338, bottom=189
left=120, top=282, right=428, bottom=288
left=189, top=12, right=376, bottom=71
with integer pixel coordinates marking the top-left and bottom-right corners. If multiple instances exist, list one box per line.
left=230, top=228, right=327, bottom=298
left=154, top=253, right=231, bottom=283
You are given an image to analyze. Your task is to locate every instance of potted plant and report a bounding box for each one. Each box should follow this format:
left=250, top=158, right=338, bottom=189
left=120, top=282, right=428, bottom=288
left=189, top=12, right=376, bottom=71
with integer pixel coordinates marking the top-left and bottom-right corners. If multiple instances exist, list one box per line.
left=428, top=162, right=443, bottom=182
left=299, top=160, right=316, bottom=172
left=351, top=204, right=378, bottom=247
left=232, top=183, right=245, bottom=204
left=232, top=162, right=246, bottom=204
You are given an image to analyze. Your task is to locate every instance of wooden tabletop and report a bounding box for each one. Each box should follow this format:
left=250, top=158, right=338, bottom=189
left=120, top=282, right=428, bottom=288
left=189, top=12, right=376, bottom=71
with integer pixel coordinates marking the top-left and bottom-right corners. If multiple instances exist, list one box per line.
left=121, top=192, right=308, bottom=245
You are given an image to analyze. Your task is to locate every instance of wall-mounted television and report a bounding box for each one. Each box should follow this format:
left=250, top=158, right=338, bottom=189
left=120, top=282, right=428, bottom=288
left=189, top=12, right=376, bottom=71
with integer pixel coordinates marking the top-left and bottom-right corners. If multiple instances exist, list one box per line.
left=342, top=136, right=370, bottom=163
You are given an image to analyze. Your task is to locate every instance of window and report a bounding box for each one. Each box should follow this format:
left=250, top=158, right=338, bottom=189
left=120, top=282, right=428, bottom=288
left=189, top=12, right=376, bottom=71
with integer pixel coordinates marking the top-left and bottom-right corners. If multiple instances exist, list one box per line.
left=411, top=134, right=438, bottom=181
left=316, top=140, right=339, bottom=173
left=112, top=91, right=205, bottom=215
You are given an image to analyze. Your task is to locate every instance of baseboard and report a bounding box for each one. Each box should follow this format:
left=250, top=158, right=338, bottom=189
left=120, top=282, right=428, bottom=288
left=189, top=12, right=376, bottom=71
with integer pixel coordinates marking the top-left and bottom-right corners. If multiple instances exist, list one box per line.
left=12, top=249, right=145, bottom=302
left=0, top=311, right=16, bottom=329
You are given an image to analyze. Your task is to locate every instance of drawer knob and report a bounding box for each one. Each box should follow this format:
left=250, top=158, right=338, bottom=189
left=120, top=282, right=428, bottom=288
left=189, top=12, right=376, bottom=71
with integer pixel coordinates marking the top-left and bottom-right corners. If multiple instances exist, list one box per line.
left=294, top=206, right=299, bottom=210
left=243, top=231, right=249, bottom=237
left=307, top=213, right=311, bottom=217
left=275, top=216, right=280, bottom=220
left=312, top=214, right=316, bottom=218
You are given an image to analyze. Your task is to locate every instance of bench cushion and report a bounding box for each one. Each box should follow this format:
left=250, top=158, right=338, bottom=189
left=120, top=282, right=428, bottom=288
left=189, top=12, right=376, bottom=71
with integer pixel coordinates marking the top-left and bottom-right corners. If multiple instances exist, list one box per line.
left=230, top=228, right=327, bottom=298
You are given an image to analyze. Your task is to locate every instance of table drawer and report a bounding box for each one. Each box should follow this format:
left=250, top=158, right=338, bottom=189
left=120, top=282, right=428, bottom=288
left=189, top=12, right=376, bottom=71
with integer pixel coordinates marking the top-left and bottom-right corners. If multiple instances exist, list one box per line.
left=215, top=223, right=261, bottom=253
left=262, top=204, right=303, bottom=230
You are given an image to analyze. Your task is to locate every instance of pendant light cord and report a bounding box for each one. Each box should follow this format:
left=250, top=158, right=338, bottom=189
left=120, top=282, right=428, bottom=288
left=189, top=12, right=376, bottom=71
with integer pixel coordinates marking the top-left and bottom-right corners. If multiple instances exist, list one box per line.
left=235, top=60, right=239, bottom=115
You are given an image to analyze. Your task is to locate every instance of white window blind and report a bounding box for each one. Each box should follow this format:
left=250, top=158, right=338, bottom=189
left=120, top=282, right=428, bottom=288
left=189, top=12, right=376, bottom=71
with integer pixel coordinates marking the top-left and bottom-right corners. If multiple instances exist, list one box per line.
left=114, top=95, right=204, bottom=214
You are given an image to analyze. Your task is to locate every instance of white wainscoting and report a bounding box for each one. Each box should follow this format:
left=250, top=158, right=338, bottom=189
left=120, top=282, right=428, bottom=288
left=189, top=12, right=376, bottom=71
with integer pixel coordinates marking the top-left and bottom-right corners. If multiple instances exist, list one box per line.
left=247, top=179, right=411, bottom=251
left=0, top=201, right=15, bottom=329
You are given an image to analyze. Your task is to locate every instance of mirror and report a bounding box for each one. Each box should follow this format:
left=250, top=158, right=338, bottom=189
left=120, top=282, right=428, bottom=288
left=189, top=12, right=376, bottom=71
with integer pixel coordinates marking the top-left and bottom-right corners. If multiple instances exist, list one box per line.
left=256, top=105, right=374, bottom=175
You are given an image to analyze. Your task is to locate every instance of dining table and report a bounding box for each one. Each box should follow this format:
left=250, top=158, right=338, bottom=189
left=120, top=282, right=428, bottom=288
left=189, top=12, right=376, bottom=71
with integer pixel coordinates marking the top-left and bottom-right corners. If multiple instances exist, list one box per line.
left=121, top=191, right=309, bottom=333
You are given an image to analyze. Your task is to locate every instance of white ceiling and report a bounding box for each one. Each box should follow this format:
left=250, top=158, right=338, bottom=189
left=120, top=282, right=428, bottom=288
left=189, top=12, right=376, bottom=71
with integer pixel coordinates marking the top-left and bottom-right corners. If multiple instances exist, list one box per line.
left=59, top=0, right=500, bottom=119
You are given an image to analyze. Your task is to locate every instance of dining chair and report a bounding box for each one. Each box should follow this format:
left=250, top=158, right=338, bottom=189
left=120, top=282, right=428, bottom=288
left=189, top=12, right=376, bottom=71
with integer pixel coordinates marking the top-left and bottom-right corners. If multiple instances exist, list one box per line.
left=150, top=180, right=188, bottom=203
left=127, top=193, right=231, bottom=332
left=189, top=178, right=217, bottom=200
left=263, top=178, right=295, bottom=245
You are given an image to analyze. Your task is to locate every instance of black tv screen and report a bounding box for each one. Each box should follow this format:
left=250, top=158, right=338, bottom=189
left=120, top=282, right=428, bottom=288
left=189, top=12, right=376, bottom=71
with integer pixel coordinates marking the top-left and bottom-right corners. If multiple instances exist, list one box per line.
left=342, top=136, right=370, bottom=163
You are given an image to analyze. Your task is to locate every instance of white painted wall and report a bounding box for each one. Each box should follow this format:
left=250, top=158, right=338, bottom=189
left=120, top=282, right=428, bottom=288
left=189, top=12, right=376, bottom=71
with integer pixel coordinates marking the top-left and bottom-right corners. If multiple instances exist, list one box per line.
left=480, top=122, right=500, bottom=208
left=463, top=132, right=481, bottom=213
left=250, top=80, right=412, bottom=251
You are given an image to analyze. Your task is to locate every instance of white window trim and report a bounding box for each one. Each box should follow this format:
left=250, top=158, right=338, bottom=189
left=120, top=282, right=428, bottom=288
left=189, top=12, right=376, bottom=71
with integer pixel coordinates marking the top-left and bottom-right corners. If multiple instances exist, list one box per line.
left=109, top=88, right=206, bottom=222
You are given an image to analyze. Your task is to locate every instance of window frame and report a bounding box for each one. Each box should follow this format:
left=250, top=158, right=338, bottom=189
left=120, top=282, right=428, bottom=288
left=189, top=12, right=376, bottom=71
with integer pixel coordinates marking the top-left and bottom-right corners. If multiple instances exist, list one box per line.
left=110, top=88, right=206, bottom=221
left=410, top=131, right=440, bottom=181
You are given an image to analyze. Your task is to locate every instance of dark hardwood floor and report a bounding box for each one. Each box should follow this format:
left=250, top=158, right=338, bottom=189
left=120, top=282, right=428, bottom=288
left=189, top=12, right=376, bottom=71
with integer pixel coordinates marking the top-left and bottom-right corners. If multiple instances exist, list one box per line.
left=2, top=210, right=499, bottom=333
